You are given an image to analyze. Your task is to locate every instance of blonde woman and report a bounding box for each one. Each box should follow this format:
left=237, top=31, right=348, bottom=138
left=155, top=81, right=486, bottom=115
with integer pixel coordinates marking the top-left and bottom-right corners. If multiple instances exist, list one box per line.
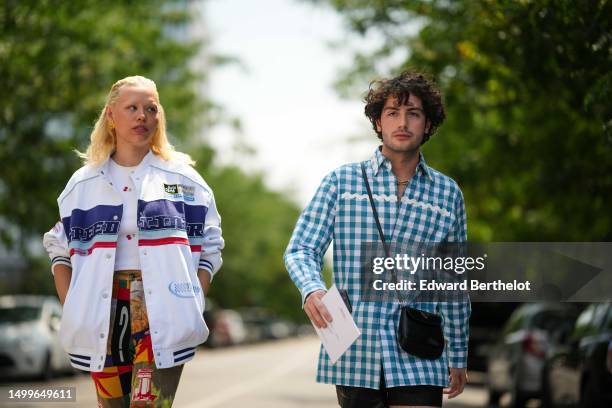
left=43, top=76, right=224, bottom=407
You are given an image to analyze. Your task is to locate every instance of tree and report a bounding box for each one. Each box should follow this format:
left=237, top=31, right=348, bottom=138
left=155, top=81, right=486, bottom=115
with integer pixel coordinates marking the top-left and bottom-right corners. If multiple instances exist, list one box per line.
left=0, top=0, right=204, bottom=255
left=189, top=147, right=304, bottom=320
left=321, top=0, right=612, bottom=240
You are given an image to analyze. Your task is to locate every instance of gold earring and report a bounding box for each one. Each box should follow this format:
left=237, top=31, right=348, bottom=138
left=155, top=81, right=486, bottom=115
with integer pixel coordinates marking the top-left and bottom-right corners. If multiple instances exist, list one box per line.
left=109, top=121, right=115, bottom=130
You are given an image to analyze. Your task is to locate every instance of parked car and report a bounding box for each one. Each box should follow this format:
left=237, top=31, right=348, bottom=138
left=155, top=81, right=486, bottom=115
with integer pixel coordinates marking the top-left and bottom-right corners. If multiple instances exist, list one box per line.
left=469, top=302, right=519, bottom=372
left=239, top=307, right=296, bottom=343
left=0, top=295, right=73, bottom=380
left=207, top=309, right=247, bottom=347
left=487, top=302, right=582, bottom=407
left=542, top=302, right=612, bottom=408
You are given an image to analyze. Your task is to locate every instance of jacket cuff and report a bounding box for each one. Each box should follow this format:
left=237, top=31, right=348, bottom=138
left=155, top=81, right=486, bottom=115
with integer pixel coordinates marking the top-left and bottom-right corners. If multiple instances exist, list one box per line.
left=198, top=256, right=220, bottom=282
left=51, top=257, right=72, bottom=275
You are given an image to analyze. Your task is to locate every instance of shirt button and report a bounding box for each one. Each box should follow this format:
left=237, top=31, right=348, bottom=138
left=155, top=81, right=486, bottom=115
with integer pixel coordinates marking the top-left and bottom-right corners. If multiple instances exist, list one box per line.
left=148, top=290, right=152, bottom=295
left=98, top=365, right=102, bottom=369
left=113, top=215, right=118, bottom=220
left=99, top=333, right=105, bottom=339
left=143, top=250, right=147, bottom=256
left=154, top=331, right=158, bottom=335
left=105, top=254, right=111, bottom=259
left=157, top=352, right=161, bottom=356
left=102, top=293, right=109, bottom=299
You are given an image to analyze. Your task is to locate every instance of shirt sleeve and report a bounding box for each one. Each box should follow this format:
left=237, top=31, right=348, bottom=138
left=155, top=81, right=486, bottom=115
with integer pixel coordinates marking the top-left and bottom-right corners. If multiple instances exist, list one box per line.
left=42, top=221, right=72, bottom=275
left=198, top=190, right=224, bottom=281
left=440, top=187, right=470, bottom=368
left=284, top=171, right=337, bottom=306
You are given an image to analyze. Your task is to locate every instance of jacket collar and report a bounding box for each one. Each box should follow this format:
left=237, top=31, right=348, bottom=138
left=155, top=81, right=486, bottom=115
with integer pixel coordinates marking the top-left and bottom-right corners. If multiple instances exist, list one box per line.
left=98, top=149, right=155, bottom=178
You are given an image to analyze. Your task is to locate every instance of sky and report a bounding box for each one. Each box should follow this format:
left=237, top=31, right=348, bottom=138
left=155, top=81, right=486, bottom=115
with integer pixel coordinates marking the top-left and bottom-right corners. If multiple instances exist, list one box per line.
left=201, top=0, right=378, bottom=205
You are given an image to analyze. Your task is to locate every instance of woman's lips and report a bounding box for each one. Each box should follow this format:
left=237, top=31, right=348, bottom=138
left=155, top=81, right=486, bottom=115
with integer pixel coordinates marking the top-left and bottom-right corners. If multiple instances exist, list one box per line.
left=132, top=125, right=149, bottom=134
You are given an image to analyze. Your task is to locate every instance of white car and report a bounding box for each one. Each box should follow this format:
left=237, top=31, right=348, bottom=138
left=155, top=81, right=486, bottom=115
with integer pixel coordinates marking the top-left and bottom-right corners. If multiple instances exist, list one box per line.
left=0, top=295, right=73, bottom=380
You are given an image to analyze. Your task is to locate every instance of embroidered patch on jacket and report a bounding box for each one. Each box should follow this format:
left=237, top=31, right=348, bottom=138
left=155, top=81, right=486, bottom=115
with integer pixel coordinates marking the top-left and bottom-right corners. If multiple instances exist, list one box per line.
left=163, top=183, right=195, bottom=201
left=168, top=281, right=201, bottom=298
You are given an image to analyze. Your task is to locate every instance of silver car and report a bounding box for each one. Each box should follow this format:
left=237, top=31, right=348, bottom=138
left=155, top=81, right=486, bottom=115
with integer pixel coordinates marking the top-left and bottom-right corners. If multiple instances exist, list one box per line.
left=0, top=295, right=73, bottom=380
left=487, top=302, right=581, bottom=407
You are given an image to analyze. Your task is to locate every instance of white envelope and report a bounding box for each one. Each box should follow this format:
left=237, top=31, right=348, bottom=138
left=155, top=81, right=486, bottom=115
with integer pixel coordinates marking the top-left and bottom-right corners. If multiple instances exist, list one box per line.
left=312, top=285, right=361, bottom=364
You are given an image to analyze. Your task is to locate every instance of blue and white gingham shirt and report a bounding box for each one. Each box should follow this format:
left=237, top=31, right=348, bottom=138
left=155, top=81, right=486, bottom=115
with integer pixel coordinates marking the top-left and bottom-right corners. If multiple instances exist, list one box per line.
left=285, top=147, right=470, bottom=389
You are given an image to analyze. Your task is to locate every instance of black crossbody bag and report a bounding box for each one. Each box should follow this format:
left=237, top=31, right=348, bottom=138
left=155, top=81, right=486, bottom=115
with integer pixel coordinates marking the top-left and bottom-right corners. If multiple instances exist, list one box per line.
left=361, top=163, right=445, bottom=360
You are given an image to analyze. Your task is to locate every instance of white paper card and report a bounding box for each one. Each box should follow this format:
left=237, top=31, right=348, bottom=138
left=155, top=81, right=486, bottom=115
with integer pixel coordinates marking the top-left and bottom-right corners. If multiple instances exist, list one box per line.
left=313, top=285, right=361, bottom=364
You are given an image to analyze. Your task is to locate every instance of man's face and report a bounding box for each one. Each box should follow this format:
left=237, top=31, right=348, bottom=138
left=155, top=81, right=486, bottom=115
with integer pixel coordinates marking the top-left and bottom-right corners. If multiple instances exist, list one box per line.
left=376, top=94, right=430, bottom=155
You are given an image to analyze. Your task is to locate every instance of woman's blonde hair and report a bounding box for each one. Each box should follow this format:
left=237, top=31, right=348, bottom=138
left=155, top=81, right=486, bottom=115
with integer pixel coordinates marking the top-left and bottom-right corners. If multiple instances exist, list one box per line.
left=77, top=75, right=195, bottom=166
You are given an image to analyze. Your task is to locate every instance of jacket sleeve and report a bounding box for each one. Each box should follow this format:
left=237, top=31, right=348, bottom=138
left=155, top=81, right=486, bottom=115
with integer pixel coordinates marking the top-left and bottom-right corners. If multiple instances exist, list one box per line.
left=198, top=190, right=224, bottom=281
left=440, top=187, right=471, bottom=368
left=42, top=221, right=72, bottom=275
left=284, top=171, right=337, bottom=306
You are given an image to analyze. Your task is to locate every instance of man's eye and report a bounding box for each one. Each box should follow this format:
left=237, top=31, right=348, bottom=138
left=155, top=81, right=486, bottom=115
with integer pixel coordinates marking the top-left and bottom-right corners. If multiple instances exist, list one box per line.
left=388, top=111, right=398, bottom=117
left=409, top=111, right=420, bottom=117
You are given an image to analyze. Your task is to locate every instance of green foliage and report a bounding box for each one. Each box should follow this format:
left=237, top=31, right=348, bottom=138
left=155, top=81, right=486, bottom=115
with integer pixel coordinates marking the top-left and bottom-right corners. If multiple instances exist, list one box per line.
left=0, top=2, right=305, bottom=321
left=0, top=0, right=203, bottom=253
left=322, top=0, right=612, bottom=240
left=190, top=147, right=304, bottom=320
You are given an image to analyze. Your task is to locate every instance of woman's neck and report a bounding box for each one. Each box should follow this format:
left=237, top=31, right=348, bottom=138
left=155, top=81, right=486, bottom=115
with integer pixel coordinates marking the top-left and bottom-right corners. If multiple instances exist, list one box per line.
left=112, top=145, right=149, bottom=167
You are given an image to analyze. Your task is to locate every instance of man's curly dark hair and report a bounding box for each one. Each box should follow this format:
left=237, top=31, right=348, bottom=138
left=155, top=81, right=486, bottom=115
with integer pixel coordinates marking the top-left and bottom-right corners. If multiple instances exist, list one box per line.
left=364, top=70, right=446, bottom=144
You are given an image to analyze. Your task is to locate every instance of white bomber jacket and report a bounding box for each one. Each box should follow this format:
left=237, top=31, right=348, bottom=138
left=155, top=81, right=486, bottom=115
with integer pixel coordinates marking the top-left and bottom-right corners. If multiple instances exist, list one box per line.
left=42, top=151, right=224, bottom=372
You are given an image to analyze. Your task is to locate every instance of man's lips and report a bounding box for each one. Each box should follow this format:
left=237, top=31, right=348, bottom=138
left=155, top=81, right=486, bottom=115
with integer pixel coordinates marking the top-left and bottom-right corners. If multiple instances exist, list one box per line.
left=393, top=132, right=412, bottom=139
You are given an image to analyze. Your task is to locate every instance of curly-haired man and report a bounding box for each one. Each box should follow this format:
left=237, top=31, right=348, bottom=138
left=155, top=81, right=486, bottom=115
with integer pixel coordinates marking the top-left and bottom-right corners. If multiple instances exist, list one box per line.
left=285, top=70, right=470, bottom=408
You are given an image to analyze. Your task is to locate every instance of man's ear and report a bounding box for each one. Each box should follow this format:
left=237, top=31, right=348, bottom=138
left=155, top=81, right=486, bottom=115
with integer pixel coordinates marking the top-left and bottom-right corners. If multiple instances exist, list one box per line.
left=376, top=119, right=382, bottom=133
left=425, top=119, right=431, bottom=135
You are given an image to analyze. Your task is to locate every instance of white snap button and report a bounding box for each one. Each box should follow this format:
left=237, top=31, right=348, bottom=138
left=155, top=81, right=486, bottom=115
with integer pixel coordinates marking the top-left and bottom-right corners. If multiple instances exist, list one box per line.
left=113, top=215, right=118, bottom=220
left=99, top=333, right=105, bottom=339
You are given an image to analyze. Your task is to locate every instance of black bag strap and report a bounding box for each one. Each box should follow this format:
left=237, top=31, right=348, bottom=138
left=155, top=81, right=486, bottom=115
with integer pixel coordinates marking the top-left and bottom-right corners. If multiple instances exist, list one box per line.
left=361, top=162, right=407, bottom=305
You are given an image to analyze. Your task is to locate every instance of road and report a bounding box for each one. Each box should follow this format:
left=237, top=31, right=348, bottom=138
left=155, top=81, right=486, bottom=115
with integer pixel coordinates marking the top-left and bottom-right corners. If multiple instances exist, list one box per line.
left=3, top=336, right=502, bottom=407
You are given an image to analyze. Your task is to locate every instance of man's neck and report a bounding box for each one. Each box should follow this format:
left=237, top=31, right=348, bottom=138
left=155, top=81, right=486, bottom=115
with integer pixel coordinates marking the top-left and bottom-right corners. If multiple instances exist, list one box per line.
left=380, top=145, right=420, bottom=182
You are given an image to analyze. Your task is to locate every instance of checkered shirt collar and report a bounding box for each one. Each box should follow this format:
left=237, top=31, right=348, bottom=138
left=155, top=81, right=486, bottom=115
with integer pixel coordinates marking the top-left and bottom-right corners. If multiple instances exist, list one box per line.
left=370, top=146, right=433, bottom=181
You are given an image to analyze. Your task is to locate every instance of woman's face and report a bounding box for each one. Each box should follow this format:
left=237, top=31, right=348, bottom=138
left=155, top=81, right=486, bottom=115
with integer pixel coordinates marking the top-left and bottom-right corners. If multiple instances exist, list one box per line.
left=107, top=85, right=159, bottom=151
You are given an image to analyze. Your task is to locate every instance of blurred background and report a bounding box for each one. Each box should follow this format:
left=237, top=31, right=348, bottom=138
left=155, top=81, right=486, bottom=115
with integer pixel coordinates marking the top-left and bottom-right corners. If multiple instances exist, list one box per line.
left=0, top=0, right=610, bottom=407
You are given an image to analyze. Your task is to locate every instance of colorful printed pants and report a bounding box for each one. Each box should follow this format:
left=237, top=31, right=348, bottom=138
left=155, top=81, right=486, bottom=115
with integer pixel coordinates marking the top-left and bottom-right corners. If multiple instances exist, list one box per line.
left=91, top=270, right=183, bottom=407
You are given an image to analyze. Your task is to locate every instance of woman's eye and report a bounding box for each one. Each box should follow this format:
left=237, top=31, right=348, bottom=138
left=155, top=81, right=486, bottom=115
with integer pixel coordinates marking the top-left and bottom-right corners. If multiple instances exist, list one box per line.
left=147, top=106, right=158, bottom=113
left=127, top=105, right=137, bottom=111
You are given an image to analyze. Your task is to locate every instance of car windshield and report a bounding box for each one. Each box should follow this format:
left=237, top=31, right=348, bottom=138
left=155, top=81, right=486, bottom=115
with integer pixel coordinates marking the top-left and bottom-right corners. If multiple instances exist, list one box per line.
left=0, top=306, right=41, bottom=323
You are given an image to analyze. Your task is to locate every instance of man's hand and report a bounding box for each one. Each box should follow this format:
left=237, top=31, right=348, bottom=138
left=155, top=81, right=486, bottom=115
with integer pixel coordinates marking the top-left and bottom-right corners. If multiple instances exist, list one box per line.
left=304, top=289, right=333, bottom=328
left=443, top=367, right=467, bottom=399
